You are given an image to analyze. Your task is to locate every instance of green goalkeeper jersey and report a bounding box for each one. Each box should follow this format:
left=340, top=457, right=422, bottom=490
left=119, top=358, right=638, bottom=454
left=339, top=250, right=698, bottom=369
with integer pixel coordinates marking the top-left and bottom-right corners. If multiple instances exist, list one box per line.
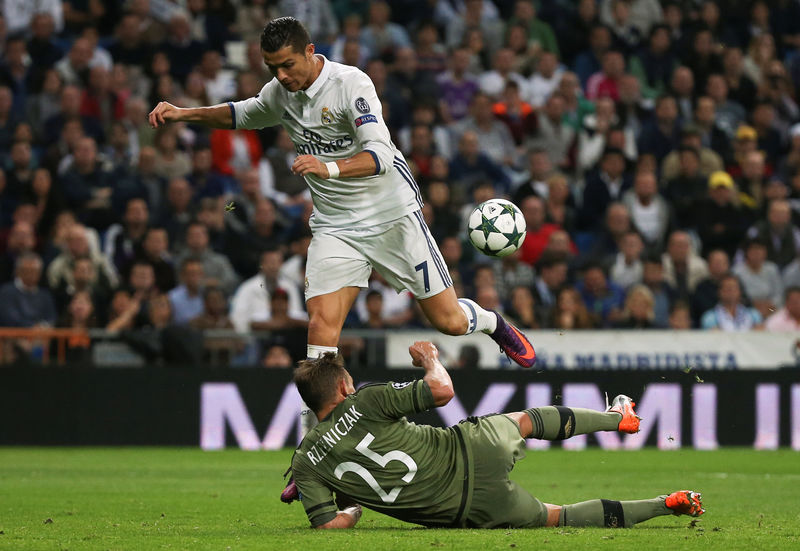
left=291, top=380, right=471, bottom=528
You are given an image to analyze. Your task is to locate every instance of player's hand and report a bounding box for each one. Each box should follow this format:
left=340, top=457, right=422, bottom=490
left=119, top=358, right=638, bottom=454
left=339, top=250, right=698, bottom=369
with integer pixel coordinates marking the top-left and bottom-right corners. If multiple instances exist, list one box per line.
left=292, top=155, right=328, bottom=177
left=409, top=341, right=439, bottom=367
left=148, top=101, right=182, bottom=128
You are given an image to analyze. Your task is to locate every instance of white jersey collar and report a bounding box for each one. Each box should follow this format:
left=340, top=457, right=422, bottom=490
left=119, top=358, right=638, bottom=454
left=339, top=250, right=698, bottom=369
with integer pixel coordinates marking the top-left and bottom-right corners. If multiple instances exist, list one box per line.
left=297, top=54, right=330, bottom=101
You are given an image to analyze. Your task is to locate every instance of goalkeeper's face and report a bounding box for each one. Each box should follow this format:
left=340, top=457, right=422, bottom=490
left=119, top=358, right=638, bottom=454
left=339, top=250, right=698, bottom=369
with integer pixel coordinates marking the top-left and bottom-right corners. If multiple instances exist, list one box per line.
left=262, top=43, right=317, bottom=92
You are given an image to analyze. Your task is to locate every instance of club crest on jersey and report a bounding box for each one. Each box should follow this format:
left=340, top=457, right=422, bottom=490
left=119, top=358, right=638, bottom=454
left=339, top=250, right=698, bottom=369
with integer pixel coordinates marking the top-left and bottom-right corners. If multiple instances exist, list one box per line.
left=354, top=97, right=370, bottom=114
left=321, top=106, right=332, bottom=125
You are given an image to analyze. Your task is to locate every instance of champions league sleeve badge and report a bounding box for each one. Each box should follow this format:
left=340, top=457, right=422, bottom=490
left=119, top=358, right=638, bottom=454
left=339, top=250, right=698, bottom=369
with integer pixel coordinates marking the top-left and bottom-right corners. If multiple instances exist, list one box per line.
left=355, top=97, right=370, bottom=114
left=321, top=106, right=332, bottom=124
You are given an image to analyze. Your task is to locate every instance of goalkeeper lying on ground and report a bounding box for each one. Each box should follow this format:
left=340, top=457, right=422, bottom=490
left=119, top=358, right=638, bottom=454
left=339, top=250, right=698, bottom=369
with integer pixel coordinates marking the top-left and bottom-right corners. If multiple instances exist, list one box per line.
left=286, top=341, right=704, bottom=529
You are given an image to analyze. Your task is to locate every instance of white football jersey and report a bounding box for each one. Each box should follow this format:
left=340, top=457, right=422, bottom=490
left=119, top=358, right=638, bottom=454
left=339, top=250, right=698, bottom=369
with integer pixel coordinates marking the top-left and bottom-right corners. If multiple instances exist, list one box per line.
left=229, top=55, right=421, bottom=231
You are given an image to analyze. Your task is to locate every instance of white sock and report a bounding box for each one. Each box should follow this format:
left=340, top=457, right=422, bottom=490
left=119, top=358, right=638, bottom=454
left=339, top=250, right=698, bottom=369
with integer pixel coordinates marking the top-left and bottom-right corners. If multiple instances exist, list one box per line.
left=307, top=344, right=339, bottom=359
left=458, top=298, right=498, bottom=335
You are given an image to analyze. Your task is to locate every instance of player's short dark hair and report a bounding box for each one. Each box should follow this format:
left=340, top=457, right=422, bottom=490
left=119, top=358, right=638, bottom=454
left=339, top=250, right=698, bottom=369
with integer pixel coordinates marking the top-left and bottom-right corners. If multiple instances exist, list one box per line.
left=294, top=353, right=348, bottom=413
left=261, top=17, right=311, bottom=54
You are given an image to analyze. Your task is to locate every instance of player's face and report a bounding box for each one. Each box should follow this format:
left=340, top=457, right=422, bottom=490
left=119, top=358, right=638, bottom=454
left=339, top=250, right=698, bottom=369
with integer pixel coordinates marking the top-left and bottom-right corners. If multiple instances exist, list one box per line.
left=262, top=44, right=316, bottom=92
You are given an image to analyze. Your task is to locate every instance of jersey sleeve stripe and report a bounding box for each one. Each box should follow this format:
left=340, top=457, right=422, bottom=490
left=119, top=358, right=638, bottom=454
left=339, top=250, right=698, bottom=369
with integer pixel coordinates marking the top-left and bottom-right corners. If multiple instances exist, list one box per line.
left=305, top=500, right=335, bottom=514
left=364, top=149, right=381, bottom=175
left=227, top=102, right=236, bottom=129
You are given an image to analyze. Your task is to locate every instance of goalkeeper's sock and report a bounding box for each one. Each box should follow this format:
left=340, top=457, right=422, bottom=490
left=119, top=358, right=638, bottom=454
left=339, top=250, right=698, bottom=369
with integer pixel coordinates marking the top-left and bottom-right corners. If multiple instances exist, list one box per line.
left=458, top=298, right=497, bottom=334
left=524, top=406, right=621, bottom=440
left=559, top=497, right=671, bottom=528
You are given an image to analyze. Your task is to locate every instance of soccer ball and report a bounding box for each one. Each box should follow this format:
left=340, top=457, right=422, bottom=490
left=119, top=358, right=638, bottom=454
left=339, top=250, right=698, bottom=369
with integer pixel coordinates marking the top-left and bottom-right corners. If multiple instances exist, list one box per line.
left=467, top=199, right=527, bottom=258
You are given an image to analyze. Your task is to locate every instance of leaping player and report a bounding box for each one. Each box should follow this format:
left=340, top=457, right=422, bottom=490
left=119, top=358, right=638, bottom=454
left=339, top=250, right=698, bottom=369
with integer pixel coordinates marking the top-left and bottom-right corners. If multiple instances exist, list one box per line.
left=149, top=17, right=535, bottom=378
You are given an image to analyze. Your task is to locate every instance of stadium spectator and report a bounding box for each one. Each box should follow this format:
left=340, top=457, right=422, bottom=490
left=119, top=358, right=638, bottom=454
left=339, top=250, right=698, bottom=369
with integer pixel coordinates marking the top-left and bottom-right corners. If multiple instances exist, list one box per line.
left=637, top=94, right=680, bottom=166
left=168, top=257, right=205, bottom=325
left=157, top=177, right=193, bottom=252
left=60, top=136, right=115, bottom=230
left=629, top=24, right=675, bottom=100
left=578, top=147, right=631, bottom=231
left=574, top=24, right=612, bottom=87
left=188, top=142, right=232, bottom=199
left=614, top=284, right=657, bottom=329
left=360, top=1, right=410, bottom=58
left=586, top=49, right=626, bottom=101
left=530, top=93, right=575, bottom=170
left=189, top=285, right=233, bottom=330
left=47, top=223, right=117, bottom=291
left=127, top=227, right=175, bottom=293
left=586, top=202, right=632, bottom=265
left=127, top=260, right=157, bottom=301
left=229, top=249, right=305, bottom=334
left=621, top=170, right=671, bottom=251
left=518, top=195, right=561, bottom=267
left=697, top=171, right=748, bottom=258
left=0, top=252, right=56, bottom=327
left=0, top=221, right=37, bottom=284
left=732, top=237, right=784, bottom=318
left=700, top=273, right=763, bottom=331
left=550, top=285, right=594, bottom=330
left=662, top=230, right=709, bottom=300
left=668, top=300, right=692, bottom=330
left=663, top=146, right=706, bottom=230
left=152, top=126, right=191, bottom=181
left=52, top=255, right=111, bottom=319
left=174, top=222, right=239, bottom=295
left=104, top=198, right=149, bottom=274
left=744, top=199, right=800, bottom=270
left=764, top=286, right=800, bottom=331
left=641, top=254, right=676, bottom=328
left=661, top=123, right=723, bottom=182
left=436, top=48, right=479, bottom=124
left=691, top=249, right=732, bottom=326
left=576, top=262, right=625, bottom=327
left=506, top=285, right=541, bottom=329
left=453, top=92, right=516, bottom=169
left=610, top=230, right=644, bottom=290
left=448, top=131, right=510, bottom=199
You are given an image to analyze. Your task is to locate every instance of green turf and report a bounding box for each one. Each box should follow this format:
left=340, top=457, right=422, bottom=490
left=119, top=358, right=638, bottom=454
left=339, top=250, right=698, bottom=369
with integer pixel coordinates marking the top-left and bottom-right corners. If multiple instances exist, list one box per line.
left=1, top=448, right=799, bottom=550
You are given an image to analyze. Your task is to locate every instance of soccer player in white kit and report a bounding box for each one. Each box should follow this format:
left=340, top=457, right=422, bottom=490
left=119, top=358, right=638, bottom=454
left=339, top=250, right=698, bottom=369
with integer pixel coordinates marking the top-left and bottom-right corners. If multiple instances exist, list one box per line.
left=148, top=17, right=535, bottom=417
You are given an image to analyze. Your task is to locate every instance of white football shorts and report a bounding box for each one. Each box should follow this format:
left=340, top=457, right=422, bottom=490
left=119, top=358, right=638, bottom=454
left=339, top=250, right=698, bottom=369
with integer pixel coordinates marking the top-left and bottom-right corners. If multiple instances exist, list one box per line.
left=304, top=211, right=453, bottom=301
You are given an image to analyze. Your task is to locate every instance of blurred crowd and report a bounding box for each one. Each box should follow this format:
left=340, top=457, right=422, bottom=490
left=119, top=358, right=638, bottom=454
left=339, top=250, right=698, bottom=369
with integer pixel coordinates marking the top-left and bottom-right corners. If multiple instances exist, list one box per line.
left=2, top=0, right=800, bottom=366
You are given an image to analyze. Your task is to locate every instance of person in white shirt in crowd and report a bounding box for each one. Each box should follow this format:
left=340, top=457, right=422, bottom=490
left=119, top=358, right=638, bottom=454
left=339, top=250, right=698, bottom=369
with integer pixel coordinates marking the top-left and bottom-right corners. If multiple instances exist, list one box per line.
left=479, top=48, right=529, bottom=101
left=765, top=286, right=800, bottom=331
left=622, top=170, right=672, bottom=251
left=527, top=51, right=564, bottom=108
left=452, top=92, right=517, bottom=169
left=229, top=248, right=306, bottom=334
left=701, top=273, right=763, bottom=331
left=528, top=92, right=575, bottom=170
left=610, top=230, right=645, bottom=290
left=732, top=237, right=784, bottom=319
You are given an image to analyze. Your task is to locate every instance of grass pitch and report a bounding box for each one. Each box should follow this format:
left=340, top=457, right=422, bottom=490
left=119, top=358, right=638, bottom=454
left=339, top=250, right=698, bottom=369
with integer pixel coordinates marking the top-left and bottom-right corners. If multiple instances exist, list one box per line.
left=1, top=448, right=799, bottom=551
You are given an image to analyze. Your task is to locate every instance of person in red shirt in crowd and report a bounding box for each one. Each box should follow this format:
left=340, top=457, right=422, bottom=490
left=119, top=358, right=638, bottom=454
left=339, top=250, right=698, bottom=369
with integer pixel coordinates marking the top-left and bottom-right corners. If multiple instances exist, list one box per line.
left=518, top=195, right=575, bottom=266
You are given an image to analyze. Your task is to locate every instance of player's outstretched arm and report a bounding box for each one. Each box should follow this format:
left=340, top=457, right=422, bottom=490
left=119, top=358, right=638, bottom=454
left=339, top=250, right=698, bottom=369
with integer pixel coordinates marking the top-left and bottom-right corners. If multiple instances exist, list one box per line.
left=315, top=505, right=362, bottom=530
left=148, top=102, right=233, bottom=129
left=409, top=341, right=454, bottom=406
left=291, top=151, right=378, bottom=179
